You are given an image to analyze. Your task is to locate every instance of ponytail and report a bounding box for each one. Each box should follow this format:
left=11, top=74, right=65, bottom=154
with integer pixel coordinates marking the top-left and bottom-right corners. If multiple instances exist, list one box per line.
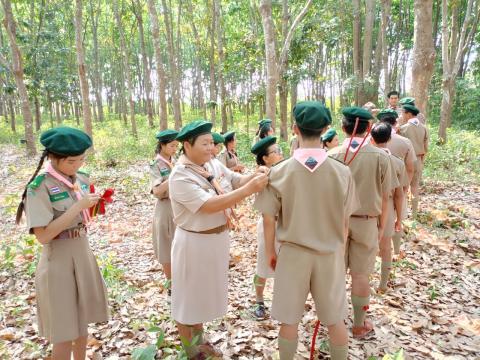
left=16, top=150, right=48, bottom=224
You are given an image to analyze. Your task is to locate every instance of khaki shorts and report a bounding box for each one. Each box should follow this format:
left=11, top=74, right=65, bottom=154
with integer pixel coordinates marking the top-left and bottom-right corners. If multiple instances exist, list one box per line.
left=271, top=243, right=347, bottom=326
left=345, top=217, right=379, bottom=275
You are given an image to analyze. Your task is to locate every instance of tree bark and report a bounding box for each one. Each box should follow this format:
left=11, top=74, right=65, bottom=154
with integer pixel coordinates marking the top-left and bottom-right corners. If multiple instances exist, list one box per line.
left=352, top=0, right=364, bottom=105
left=74, top=0, right=93, bottom=139
left=161, top=0, right=182, bottom=129
left=147, top=0, right=168, bottom=130
left=1, top=0, right=36, bottom=155
left=208, top=0, right=217, bottom=126
left=362, top=0, right=376, bottom=77
left=381, top=0, right=392, bottom=95
left=89, top=0, right=104, bottom=122
left=213, top=0, right=227, bottom=132
left=113, top=0, right=137, bottom=137
left=133, top=0, right=154, bottom=127
left=411, top=0, right=435, bottom=122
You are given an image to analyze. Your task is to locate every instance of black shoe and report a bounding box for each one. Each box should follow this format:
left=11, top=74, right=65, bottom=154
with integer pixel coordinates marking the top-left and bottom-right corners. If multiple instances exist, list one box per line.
left=253, top=302, right=267, bottom=320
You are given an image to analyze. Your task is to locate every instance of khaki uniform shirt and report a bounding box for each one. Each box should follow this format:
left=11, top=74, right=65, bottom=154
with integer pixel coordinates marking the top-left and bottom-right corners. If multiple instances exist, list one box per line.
left=328, top=143, right=396, bottom=216
left=399, top=119, right=429, bottom=156
left=254, top=157, right=359, bottom=254
left=387, top=134, right=416, bottom=168
left=218, top=150, right=239, bottom=170
left=169, top=159, right=242, bottom=232
left=25, top=172, right=89, bottom=233
left=150, top=157, right=175, bottom=199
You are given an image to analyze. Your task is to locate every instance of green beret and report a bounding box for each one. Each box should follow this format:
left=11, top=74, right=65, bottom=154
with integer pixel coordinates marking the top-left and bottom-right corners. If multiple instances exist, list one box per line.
left=402, top=104, right=420, bottom=115
left=223, top=131, right=235, bottom=142
left=293, top=101, right=332, bottom=130
left=212, top=132, right=225, bottom=145
left=341, top=106, right=374, bottom=122
left=377, top=108, right=398, bottom=120
left=258, top=119, right=272, bottom=128
left=40, top=127, right=92, bottom=156
left=176, top=120, right=212, bottom=142
left=155, top=129, right=178, bottom=142
left=399, top=97, right=415, bottom=105
left=251, top=136, right=276, bottom=155
left=321, top=128, right=337, bottom=142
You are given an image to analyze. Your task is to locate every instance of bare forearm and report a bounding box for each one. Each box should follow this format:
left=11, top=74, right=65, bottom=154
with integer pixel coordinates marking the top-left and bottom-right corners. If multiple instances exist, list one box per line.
left=263, top=214, right=276, bottom=254
left=153, top=180, right=169, bottom=198
left=379, top=193, right=389, bottom=238
left=406, top=161, right=415, bottom=182
left=394, top=188, right=404, bottom=220
left=33, top=203, right=83, bottom=244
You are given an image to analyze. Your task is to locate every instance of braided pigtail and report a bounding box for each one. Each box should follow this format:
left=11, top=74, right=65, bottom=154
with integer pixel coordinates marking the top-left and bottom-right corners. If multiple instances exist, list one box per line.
left=15, top=150, right=48, bottom=224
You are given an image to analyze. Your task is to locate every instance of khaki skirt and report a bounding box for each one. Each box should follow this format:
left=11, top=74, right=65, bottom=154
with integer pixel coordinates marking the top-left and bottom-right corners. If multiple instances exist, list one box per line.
left=152, top=199, right=175, bottom=263
left=35, top=235, right=109, bottom=344
left=256, top=217, right=280, bottom=279
left=171, top=227, right=230, bottom=325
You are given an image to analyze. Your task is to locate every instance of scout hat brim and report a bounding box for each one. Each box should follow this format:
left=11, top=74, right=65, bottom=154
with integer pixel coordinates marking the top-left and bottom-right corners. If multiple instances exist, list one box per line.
left=176, top=120, right=213, bottom=141
left=40, top=126, right=92, bottom=156
left=156, top=129, right=179, bottom=142
left=251, top=135, right=277, bottom=155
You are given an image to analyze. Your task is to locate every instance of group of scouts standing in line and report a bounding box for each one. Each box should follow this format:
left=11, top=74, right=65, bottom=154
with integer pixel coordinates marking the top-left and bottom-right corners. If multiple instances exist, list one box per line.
left=15, top=89, right=428, bottom=359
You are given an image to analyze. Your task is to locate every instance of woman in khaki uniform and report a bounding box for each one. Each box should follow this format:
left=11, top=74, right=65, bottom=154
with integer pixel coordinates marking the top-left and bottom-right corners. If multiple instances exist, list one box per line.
left=150, top=129, right=179, bottom=286
left=250, top=136, right=283, bottom=320
left=168, top=120, right=268, bottom=359
left=252, top=118, right=274, bottom=146
left=16, top=127, right=108, bottom=360
left=218, top=131, right=245, bottom=172
left=321, top=128, right=339, bottom=150
left=211, top=132, right=224, bottom=159
left=328, top=107, right=395, bottom=339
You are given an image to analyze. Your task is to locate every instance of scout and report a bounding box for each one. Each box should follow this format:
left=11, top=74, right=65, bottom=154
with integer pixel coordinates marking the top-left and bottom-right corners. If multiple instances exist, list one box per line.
left=255, top=101, right=359, bottom=360
left=252, top=118, right=274, bottom=145
left=168, top=120, right=268, bottom=359
left=377, top=108, right=416, bottom=255
left=328, top=107, right=395, bottom=338
left=399, top=97, right=426, bottom=124
left=321, top=128, right=339, bottom=150
left=218, top=131, right=245, bottom=172
left=16, top=127, right=109, bottom=360
left=211, top=132, right=225, bottom=158
left=150, top=129, right=179, bottom=288
left=250, top=135, right=283, bottom=320
left=399, top=103, right=429, bottom=216
left=386, top=90, right=400, bottom=112
left=370, top=123, right=408, bottom=293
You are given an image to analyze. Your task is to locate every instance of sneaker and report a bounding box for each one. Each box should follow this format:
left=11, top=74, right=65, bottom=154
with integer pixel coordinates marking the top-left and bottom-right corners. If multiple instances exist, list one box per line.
left=253, top=302, right=267, bottom=320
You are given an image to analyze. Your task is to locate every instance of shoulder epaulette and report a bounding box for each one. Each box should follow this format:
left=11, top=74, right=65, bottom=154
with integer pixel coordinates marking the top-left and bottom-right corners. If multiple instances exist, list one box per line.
left=77, top=169, right=90, bottom=177
left=27, top=173, right=46, bottom=189
left=328, top=155, right=346, bottom=165
left=150, top=159, right=158, bottom=167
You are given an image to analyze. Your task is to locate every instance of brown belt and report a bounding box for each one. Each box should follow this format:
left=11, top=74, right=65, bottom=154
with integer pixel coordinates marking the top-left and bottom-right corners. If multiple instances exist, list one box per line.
left=180, top=224, right=228, bottom=235
left=54, top=225, right=87, bottom=240
left=351, top=215, right=378, bottom=220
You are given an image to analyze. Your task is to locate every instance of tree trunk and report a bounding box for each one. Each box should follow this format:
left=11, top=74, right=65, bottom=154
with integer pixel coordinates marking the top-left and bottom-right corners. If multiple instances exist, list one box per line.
left=290, top=81, right=297, bottom=128
left=74, top=0, right=93, bottom=138
left=2, top=0, right=35, bottom=154
left=161, top=0, right=182, bottom=129
left=362, top=0, right=376, bottom=77
left=214, top=0, right=228, bottom=132
left=208, top=0, right=217, bottom=126
left=8, top=95, right=15, bottom=133
left=381, top=0, right=392, bottom=96
left=134, top=0, right=154, bottom=127
left=34, top=94, right=41, bottom=131
left=147, top=0, right=168, bottom=130
left=411, top=0, right=435, bottom=121
left=352, top=0, right=364, bottom=105
left=89, top=0, right=104, bottom=122
left=259, top=0, right=277, bottom=127
left=114, top=0, right=137, bottom=137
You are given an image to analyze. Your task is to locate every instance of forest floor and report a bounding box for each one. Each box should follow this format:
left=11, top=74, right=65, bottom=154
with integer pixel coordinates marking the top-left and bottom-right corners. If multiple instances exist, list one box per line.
left=0, top=143, right=479, bottom=360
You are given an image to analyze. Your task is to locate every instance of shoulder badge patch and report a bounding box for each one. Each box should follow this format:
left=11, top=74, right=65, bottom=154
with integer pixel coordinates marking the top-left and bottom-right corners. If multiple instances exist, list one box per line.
left=27, top=173, right=46, bottom=190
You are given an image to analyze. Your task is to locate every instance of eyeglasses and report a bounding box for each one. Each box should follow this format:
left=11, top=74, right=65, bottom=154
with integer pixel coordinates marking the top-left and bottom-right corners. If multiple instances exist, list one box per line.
left=266, top=146, right=283, bottom=156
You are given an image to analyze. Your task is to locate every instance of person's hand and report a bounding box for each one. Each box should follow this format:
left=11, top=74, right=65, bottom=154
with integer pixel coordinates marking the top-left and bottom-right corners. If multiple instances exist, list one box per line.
left=77, top=194, right=100, bottom=210
left=256, top=166, right=270, bottom=175
left=246, top=173, right=268, bottom=194
left=395, top=219, right=402, bottom=233
left=266, top=249, right=277, bottom=271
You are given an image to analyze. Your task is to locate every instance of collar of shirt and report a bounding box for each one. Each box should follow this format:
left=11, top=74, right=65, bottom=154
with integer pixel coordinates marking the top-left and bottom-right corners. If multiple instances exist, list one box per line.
left=408, top=118, right=419, bottom=126
left=293, top=148, right=328, bottom=173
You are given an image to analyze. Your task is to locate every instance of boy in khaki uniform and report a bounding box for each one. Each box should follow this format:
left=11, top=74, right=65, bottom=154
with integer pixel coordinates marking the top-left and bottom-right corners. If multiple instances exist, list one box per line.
left=255, top=101, right=359, bottom=360
left=328, top=107, right=395, bottom=338
left=377, top=108, right=416, bottom=255
left=399, top=104, right=429, bottom=215
left=370, top=123, right=409, bottom=292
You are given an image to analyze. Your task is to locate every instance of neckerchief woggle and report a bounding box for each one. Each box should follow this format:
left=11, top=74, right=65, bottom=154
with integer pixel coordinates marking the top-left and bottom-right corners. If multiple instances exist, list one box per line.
left=46, top=162, right=91, bottom=224
left=293, top=148, right=328, bottom=172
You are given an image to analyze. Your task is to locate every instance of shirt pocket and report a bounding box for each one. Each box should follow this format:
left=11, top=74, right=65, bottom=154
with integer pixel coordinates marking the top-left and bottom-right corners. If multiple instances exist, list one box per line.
left=50, top=193, right=75, bottom=218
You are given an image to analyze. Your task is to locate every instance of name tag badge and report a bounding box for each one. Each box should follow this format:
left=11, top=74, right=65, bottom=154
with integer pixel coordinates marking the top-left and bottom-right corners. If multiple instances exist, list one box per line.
left=49, top=191, right=70, bottom=202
